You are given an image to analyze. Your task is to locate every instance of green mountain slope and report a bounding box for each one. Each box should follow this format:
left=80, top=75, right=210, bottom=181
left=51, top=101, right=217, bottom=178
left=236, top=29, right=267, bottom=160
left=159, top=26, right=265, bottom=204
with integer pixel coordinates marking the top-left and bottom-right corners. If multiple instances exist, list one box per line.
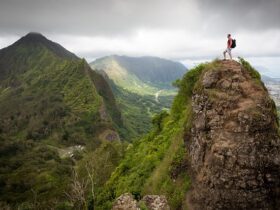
left=90, top=55, right=186, bottom=95
left=100, top=75, right=173, bottom=139
left=0, top=33, right=123, bottom=208
left=90, top=55, right=187, bottom=138
left=95, top=60, right=198, bottom=209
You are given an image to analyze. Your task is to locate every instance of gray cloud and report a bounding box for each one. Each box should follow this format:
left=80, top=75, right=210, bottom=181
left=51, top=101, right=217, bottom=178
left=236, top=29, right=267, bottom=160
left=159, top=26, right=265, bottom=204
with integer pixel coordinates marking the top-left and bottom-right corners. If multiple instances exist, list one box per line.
left=0, top=0, right=279, bottom=37
left=0, top=0, right=280, bottom=61
left=199, top=0, right=280, bottom=33
left=0, top=0, right=198, bottom=36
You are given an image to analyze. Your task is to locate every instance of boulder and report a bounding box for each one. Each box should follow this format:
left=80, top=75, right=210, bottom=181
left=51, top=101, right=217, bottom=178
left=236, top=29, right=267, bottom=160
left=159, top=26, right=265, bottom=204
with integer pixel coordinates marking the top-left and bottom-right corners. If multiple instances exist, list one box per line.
left=142, top=195, right=170, bottom=210
left=112, top=193, right=139, bottom=210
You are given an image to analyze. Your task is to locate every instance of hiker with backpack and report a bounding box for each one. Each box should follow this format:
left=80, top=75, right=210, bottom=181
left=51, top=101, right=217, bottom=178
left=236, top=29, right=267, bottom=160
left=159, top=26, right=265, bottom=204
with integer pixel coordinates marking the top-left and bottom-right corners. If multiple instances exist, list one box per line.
left=223, top=34, right=236, bottom=60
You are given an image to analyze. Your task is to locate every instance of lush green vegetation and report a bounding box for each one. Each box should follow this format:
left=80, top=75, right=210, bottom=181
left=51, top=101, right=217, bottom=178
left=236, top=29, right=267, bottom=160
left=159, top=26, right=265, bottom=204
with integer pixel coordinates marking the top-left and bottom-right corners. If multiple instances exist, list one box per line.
left=94, top=114, right=187, bottom=210
left=93, top=61, right=210, bottom=210
left=90, top=55, right=186, bottom=140
left=238, top=57, right=261, bottom=80
left=111, top=84, right=175, bottom=140
left=0, top=34, right=124, bottom=209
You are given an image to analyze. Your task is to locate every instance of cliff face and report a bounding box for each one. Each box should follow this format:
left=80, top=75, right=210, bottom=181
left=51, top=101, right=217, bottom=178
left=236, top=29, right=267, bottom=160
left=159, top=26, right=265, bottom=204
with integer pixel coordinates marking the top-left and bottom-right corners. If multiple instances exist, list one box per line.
left=187, top=60, right=280, bottom=209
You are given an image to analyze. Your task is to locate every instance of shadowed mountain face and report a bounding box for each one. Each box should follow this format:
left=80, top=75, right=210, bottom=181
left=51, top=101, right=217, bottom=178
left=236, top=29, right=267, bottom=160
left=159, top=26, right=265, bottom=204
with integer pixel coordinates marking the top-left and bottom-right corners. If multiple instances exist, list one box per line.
left=0, top=33, right=123, bottom=206
left=102, top=55, right=186, bottom=84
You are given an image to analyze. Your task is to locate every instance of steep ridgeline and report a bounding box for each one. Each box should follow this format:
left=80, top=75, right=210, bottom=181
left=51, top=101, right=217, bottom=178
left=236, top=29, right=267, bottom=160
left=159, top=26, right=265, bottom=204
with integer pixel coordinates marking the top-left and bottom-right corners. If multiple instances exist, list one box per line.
left=90, top=55, right=187, bottom=138
left=187, top=59, right=280, bottom=209
left=0, top=32, right=122, bottom=142
left=96, top=59, right=280, bottom=210
left=0, top=33, right=124, bottom=208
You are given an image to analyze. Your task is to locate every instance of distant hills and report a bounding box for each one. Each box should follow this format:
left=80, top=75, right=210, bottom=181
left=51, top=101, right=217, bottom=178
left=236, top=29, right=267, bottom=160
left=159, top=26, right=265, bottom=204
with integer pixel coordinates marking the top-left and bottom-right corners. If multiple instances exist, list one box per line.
left=261, top=74, right=280, bottom=83
left=90, top=55, right=187, bottom=95
left=261, top=74, right=280, bottom=110
left=90, top=55, right=187, bottom=137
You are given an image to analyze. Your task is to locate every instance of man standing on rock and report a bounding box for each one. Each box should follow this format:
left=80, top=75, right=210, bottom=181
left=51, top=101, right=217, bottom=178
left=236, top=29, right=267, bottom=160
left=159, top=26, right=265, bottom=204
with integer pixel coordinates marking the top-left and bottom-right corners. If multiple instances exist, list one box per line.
left=223, top=34, right=233, bottom=60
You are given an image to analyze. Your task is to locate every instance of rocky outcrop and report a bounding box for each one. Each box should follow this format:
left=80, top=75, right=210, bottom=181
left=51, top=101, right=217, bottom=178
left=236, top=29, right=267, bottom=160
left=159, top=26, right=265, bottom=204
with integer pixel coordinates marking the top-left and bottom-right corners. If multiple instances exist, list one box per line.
left=112, top=193, right=139, bottom=210
left=142, top=195, right=170, bottom=210
left=99, top=129, right=120, bottom=141
left=112, top=194, right=170, bottom=210
left=186, top=60, right=280, bottom=210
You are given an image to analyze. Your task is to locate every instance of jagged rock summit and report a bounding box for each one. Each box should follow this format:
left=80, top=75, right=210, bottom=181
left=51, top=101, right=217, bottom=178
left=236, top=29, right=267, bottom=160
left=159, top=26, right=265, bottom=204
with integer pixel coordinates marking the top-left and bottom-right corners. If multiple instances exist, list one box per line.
left=187, top=59, right=280, bottom=209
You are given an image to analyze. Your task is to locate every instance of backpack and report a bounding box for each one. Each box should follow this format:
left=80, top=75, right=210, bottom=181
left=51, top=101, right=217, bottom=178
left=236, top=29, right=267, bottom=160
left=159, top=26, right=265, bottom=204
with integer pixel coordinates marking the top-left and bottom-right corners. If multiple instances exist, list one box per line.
left=231, top=39, right=236, bottom=48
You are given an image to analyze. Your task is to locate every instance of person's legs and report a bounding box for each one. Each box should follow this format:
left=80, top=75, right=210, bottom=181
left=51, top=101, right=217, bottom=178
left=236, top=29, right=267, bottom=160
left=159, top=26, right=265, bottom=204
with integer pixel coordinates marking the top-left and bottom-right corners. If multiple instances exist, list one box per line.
left=228, top=48, right=232, bottom=60
left=223, top=49, right=227, bottom=59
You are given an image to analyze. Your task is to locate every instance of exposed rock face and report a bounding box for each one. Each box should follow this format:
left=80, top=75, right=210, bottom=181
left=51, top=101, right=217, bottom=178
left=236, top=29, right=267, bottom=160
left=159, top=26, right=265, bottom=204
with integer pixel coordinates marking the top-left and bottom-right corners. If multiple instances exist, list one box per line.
left=142, top=195, right=170, bottom=210
left=112, top=194, right=170, bottom=210
left=187, top=60, right=280, bottom=210
left=99, top=129, right=120, bottom=141
left=112, top=193, right=139, bottom=210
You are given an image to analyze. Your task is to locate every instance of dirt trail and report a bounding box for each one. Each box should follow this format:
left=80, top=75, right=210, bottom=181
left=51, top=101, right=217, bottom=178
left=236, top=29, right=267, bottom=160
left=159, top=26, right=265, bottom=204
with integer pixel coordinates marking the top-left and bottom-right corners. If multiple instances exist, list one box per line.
left=155, top=89, right=163, bottom=103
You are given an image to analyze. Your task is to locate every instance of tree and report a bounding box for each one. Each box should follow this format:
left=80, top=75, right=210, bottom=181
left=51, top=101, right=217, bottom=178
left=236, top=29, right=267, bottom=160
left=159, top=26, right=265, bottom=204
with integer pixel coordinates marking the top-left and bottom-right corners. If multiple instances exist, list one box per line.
left=65, top=168, right=88, bottom=210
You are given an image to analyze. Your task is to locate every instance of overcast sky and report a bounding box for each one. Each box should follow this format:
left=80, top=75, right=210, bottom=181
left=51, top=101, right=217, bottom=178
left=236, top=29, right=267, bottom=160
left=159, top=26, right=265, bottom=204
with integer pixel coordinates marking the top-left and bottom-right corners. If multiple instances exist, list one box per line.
left=0, top=0, right=280, bottom=76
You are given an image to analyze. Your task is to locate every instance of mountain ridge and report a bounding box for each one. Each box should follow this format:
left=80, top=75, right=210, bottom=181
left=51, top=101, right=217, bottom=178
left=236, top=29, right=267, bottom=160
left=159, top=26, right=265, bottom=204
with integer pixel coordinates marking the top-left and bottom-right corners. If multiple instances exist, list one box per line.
left=0, top=33, right=124, bottom=208
left=96, top=58, right=280, bottom=210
